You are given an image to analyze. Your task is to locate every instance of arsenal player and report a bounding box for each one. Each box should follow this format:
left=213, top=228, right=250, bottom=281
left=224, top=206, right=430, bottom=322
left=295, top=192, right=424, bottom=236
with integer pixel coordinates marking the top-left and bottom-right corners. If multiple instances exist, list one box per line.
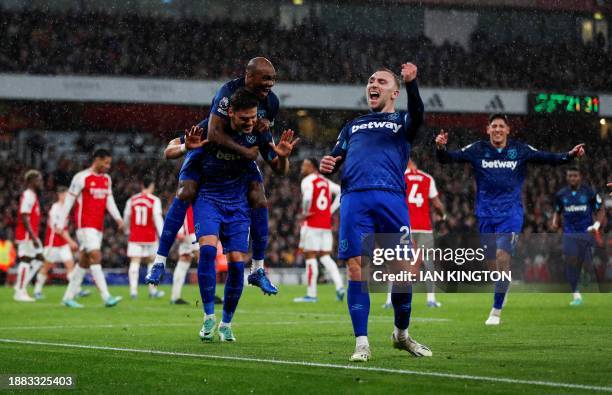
left=294, top=158, right=344, bottom=303
left=34, top=186, right=80, bottom=299
left=123, top=177, right=164, bottom=299
left=57, top=149, right=124, bottom=308
left=383, top=159, right=446, bottom=308
left=14, top=170, right=44, bottom=302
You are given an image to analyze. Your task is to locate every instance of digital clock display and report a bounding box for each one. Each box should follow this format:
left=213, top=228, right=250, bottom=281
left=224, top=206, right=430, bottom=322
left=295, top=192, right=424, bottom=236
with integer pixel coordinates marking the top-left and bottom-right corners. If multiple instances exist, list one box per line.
left=529, top=93, right=599, bottom=115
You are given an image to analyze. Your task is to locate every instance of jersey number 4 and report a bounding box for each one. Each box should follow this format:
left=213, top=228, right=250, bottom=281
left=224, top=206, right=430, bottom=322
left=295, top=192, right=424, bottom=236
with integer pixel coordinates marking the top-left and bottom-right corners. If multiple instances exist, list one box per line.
left=134, top=206, right=148, bottom=226
left=408, top=184, right=424, bottom=208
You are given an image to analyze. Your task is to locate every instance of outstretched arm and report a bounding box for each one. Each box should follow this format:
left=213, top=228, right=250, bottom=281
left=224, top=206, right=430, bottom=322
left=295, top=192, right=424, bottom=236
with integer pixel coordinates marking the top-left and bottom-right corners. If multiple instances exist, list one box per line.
left=165, top=126, right=208, bottom=160
left=526, top=143, right=585, bottom=165
left=401, top=63, right=424, bottom=142
left=320, top=125, right=349, bottom=175
left=263, top=129, right=299, bottom=176
left=435, top=130, right=474, bottom=164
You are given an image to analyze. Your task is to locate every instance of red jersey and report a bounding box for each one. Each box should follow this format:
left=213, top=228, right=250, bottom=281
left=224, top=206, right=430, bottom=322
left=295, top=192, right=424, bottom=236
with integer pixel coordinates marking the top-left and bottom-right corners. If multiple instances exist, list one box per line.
left=44, top=202, right=68, bottom=247
left=177, top=206, right=195, bottom=238
left=124, top=192, right=163, bottom=243
left=15, top=189, right=41, bottom=242
left=67, top=169, right=121, bottom=231
left=405, top=168, right=438, bottom=233
left=301, top=173, right=341, bottom=230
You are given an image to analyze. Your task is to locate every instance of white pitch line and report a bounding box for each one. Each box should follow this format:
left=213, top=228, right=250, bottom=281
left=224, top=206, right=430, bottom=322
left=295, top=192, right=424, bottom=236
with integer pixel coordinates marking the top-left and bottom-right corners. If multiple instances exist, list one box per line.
left=0, top=338, right=610, bottom=392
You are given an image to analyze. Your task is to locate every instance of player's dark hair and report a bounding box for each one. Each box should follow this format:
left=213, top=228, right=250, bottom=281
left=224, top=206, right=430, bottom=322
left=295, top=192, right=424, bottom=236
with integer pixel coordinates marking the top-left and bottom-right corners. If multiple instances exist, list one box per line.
left=56, top=186, right=68, bottom=193
left=92, top=148, right=111, bottom=160
left=566, top=166, right=581, bottom=174
left=488, top=113, right=510, bottom=126
left=229, top=88, right=259, bottom=112
left=375, top=67, right=401, bottom=89
left=143, top=176, right=155, bottom=188
left=24, top=169, right=41, bottom=183
left=306, top=157, right=319, bottom=170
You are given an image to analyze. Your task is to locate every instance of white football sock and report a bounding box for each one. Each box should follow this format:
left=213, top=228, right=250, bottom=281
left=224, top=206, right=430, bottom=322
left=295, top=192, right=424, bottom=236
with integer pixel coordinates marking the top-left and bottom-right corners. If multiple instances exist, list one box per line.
left=34, top=272, right=47, bottom=294
left=306, top=258, right=318, bottom=298
left=394, top=326, right=408, bottom=340
left=90, top=264, right=110, bottom=301
left=356, top=336, right=369, bottom=348
left=128, top=260, right=140, bottom=295
left=573, top=291, right=582, bottom=300
left=219, top=321, right=231, bottom=328
left=25, top=259, right=43, bottom=285
left=385, top=292, right=392, bottom=305
left=427, top=292, right=436, bottom=303
left=319, top=254, right=343, bottom=291
left=205, top=313, right=216, bottom=320
left=63, top=265, right=86, bottom=301
left=14, top=262, right=31, bottom=293
left=490, top=307, right=502, bottom=317
left=154, top=254, right=167, bottom=265
left=251, top=259, right=264, bottom=272
left=171, top=260, right=190, bottom=301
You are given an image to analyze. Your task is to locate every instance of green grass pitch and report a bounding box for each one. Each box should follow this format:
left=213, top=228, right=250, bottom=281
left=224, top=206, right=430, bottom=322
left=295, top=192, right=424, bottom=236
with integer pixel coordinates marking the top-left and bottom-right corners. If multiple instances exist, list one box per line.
left=0, top=284, right=611, bottom=394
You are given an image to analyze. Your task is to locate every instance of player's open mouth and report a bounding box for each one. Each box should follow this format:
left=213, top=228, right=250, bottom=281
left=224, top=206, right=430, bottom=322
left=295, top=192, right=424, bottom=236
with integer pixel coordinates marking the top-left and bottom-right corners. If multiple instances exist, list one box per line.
left=369, top=91, right=380, bottom=100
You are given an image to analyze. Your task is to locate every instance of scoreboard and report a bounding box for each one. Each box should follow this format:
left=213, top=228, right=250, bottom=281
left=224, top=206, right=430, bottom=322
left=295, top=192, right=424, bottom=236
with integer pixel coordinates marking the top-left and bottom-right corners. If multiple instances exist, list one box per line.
left=529, top=92, right=599, bottom=115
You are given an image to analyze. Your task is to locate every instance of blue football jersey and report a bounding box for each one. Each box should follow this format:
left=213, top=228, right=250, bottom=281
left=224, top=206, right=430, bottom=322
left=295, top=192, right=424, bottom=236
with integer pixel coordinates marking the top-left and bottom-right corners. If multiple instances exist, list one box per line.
left=437, top=139, right=572, bottom=218
left=183, top=118, right=277, bottom=205
left=330, top=80, right=423, bottom=195
left=555, top=185, right=601, bottom=233
left=210, top=77, right=279, bottom=128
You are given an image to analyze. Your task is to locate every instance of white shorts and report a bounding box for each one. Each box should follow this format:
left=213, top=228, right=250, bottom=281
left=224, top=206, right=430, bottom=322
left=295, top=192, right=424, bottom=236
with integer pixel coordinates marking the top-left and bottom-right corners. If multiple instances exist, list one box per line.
left=44, top=245, right=73, bottom=263
left=299, top=226, right=333, bottom=252
left=127, top=242, right=158, bottom=259
left=178, top=233, right=199, bottom=256
left=76, top=228, right=103, bottom=252
left=16, top=240, right=43, bottom=258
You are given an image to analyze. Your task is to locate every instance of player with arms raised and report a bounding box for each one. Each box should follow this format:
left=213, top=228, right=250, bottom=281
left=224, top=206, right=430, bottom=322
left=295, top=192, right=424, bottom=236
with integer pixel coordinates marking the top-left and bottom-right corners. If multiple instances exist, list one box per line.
left=179, top=89, right=297, bottom=342
left=124, top=177, right=165, bottom=299
left=57, top=149, right=124, bottom=308
left=148, top=58, right=279, bottom=295
left=13, top=170, right=44, bottom=302
left=294, top=158, right=344, bottom=303
left=435, top=114, right=585, bottom=325
left=320, top=64, right=431, bottom=362
left=551, top=167, right=604, bottom=306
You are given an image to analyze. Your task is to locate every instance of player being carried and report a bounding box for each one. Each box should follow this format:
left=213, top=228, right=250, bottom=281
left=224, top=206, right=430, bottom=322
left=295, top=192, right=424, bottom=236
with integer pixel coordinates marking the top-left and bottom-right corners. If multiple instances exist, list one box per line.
left=435, top=114, right=586, bottom=325
left=13, top=170, right=44, bottom=302
left=34, top=186, right=81, bottom=300
left=320, top=63, right=431, bottom=362
left=383, top=159, right=446, bottom=309
left=57, top=149, right=125, bottom=308
left=147, top=57, right=279, bottom=295
left=551, top=167, right=604, bottom=306
left=123, top=177, right=165, bottom=299
left=178, top=88, right=298, bottom=342
left=294, top=158, right=344, bottom=303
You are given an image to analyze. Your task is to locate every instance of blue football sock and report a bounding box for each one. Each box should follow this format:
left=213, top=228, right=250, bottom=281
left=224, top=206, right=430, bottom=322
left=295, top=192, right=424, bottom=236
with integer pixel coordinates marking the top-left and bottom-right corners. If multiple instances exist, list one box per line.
left=347, top=280, right=370, bottom=337
left=222, top=261, right=245, bottom=324
left=566, top=261, right=580, bottom=293
left=250, top=207, right=269, bottom=261
left=493, top=279, right=510, bottom=309
left=156, top=198, right=189, bottom=258
left=197, top=245, right=218, bottom=315
left=391, top=284, right=412, bottom=330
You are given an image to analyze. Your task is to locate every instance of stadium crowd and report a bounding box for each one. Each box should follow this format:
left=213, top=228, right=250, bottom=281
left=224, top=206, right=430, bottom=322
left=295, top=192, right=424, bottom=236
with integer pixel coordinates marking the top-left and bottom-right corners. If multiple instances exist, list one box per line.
left=2, top=131, right=610, bottom=280
left=1, top=9, right=611, bottom=90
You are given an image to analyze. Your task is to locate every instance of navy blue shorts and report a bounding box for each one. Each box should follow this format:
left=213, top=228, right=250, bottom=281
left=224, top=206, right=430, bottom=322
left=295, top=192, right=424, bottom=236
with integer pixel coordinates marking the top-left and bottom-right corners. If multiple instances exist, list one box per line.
left=338, top=190, right=410, bottom=260
left=562, top=233, right=594, bottom=262
left=193, top=198, right=250, bottom=254
left=478, top=216, right=523, bottom=259
left=179, top=151, right=202, bottom=183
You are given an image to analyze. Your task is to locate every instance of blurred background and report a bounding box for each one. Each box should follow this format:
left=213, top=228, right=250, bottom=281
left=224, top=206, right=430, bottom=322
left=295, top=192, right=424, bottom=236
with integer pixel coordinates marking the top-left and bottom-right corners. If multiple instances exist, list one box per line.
left=0, top=0, right=610, bottom=284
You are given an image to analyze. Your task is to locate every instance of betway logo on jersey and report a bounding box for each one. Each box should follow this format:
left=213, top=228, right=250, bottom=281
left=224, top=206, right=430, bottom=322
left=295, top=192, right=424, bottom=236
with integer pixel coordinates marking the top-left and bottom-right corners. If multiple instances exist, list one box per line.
left=216, top=150, right=241, bottom=161
left=351, top=122, right=401, bottom=134
left=565, top=204, right=588, bottom=212
left=481, top=160, right=517, bottom=170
